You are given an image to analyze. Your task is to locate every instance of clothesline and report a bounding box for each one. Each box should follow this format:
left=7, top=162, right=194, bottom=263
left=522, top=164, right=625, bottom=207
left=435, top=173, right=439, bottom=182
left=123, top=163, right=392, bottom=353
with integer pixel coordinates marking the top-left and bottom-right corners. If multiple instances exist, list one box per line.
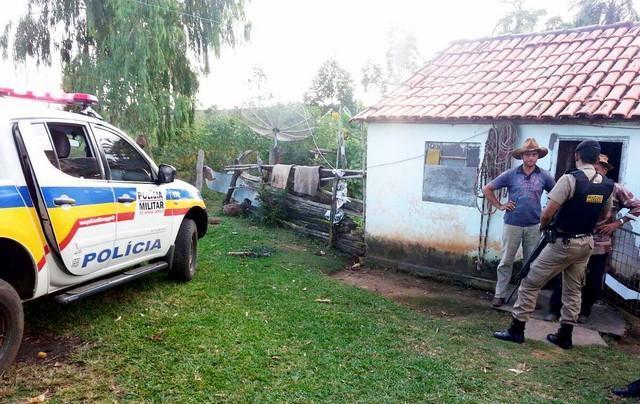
left=223, top=163, right=365, bottom=176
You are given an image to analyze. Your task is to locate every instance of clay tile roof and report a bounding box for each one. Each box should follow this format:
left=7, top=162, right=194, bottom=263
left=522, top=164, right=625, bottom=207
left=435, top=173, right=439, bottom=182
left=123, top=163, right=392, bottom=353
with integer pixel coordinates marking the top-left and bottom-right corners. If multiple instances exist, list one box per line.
left=354, top=22, right=640, bottom=122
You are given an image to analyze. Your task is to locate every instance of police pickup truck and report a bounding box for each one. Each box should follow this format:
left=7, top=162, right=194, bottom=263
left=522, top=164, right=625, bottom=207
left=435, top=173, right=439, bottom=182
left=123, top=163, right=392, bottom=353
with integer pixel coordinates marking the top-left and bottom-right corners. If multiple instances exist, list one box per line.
left=0, top=88, right=208, bottom=373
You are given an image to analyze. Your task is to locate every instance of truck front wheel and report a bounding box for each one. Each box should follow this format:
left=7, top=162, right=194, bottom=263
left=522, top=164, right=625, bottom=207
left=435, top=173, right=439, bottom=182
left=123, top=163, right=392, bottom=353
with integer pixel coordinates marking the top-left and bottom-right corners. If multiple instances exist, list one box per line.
left=0, top=279, right=23, bottom=375
left=170, top=219, right=198, bottom=282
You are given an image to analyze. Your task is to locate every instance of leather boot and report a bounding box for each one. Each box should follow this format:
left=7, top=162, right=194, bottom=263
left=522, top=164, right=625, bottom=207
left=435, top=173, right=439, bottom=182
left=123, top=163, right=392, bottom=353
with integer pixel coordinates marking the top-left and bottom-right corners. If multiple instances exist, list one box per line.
left=493, top=317, right=525, bottom=344
left=547, top=323, right=573, bottom=349
left=613, top=378, right=640, bottom=397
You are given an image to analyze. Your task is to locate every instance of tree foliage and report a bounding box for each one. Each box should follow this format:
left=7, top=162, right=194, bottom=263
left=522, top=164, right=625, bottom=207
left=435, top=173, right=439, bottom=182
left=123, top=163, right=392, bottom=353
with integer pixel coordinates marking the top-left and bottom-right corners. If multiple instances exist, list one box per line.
left=385, top=29, right=420, bottom=86
left=360, top=30, right=421, bottom=99
left=155, top=109, right=272, bottom=177
left=494, top=0, right=547, bottom=34
left=360, top=60, right=388, bottom=95
left=494, top=0, right=639, bottom=34
left=304, top=59, right=356, bottom=115
left=2, top=0, right=250, bottom=147
left=544, top=16, right=575, bottom=31
left=572, top=0, right=638, bottom=25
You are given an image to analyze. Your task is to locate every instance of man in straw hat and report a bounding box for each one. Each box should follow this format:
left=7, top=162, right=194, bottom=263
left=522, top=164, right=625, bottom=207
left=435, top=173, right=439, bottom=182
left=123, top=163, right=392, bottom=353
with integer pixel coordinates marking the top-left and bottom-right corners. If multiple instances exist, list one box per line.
left=494, top=140, right=614, bottom=349
left=483, top=138, right=555, bottom=308
left=545, top=153, right=640, bottom=323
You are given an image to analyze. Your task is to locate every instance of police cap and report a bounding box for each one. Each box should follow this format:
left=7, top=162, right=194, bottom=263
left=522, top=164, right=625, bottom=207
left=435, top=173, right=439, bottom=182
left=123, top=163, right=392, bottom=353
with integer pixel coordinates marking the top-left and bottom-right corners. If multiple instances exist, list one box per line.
left=575, top=140, right=601, bottom=153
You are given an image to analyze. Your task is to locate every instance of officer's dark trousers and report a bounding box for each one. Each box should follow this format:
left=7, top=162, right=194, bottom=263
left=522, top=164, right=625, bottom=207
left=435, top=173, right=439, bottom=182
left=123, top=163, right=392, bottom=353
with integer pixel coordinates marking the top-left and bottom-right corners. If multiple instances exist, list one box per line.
left=549, top=253, right=609, bottom=316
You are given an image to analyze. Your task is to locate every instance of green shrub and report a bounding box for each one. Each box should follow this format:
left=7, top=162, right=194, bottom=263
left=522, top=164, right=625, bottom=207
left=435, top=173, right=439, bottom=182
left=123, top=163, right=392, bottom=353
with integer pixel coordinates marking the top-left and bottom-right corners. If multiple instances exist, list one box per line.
left=253, top=186, right=289, bottom=227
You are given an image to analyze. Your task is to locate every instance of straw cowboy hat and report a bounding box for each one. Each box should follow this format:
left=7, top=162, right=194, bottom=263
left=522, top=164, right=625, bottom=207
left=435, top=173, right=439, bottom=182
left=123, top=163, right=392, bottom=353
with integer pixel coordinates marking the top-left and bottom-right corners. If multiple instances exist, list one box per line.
left=512, top=138, right=549, bottom=160
left=598, top=154, right=615, bottom=170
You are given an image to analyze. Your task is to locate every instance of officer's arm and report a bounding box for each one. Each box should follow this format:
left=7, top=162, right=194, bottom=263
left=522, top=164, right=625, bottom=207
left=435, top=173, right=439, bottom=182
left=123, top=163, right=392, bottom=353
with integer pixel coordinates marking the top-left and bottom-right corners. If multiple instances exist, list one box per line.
left=540, top=200, right=562, bottom=230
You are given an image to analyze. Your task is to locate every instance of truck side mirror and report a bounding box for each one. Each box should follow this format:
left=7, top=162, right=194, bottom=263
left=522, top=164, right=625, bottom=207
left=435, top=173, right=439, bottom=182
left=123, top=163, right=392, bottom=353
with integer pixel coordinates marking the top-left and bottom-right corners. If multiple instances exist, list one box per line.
left=157, top=164, right=176, bottom=184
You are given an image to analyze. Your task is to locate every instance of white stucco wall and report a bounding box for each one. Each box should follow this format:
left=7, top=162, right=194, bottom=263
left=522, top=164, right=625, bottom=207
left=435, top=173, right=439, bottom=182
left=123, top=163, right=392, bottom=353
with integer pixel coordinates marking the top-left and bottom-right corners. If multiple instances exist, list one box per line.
left=365, top=121, right=640, bottom=274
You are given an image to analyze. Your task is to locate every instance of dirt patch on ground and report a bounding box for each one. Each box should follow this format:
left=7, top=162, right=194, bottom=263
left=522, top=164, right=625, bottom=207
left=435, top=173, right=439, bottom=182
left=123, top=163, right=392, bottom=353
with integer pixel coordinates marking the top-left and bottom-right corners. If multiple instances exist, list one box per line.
left=332, top=267, right=494, bottom=317
left=279, top=243, right=310, bottom=253
left=333, top=267, right=491, bottom=300
left=15, top=330, right=85, bottom=365
left=614, top=313, right=640, bottom=356
left=0, top=330, right=119, bottom=402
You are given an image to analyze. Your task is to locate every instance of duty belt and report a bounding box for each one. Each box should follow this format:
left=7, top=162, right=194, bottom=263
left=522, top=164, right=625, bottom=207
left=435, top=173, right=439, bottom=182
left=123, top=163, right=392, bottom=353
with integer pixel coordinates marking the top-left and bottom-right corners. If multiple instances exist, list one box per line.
left=555, top=232, right=591, bottom=239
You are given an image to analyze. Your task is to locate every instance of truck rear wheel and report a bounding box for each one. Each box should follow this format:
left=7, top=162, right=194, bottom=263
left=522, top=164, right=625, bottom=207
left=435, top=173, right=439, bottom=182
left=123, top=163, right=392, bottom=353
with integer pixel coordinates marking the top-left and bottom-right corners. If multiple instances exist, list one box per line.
left=0, top=279, right=23, bottom=375
left=170, top=219, right=198, bottom=282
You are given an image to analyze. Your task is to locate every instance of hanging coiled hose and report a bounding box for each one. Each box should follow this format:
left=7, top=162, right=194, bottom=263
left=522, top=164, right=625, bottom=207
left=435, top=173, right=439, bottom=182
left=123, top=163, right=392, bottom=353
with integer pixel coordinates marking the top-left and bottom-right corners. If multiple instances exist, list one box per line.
left=474, top=123, right=517, bottom=270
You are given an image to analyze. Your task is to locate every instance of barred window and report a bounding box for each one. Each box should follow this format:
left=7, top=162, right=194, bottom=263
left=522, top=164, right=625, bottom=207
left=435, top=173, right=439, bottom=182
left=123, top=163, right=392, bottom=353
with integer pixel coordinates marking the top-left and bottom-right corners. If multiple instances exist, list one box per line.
left=423, top=142, right=480, bottom=207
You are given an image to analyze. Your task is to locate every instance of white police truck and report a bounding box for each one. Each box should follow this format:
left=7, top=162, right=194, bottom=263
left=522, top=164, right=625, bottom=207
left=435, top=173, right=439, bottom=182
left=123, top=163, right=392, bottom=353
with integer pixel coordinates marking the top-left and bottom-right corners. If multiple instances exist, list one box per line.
left=0, top=88, right=208, bottom=373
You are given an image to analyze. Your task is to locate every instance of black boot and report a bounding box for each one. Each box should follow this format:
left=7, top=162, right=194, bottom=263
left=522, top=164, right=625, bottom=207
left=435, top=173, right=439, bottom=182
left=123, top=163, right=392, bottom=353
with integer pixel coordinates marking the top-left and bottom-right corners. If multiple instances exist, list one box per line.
left=613, top=378, right=640, bottom=397
left=547, top=323, right=573, bottom=349
left=493, top=317, right=525, bottom=344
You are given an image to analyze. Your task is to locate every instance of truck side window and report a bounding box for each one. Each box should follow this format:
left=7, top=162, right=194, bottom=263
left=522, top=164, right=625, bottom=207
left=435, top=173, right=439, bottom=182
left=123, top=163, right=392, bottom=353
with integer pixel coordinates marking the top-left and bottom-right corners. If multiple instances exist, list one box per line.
left=30, top=123, right=57, bottom=166
left=93, top=127, right=153, bottom=182
left=32, top=123, right=102, bottom=180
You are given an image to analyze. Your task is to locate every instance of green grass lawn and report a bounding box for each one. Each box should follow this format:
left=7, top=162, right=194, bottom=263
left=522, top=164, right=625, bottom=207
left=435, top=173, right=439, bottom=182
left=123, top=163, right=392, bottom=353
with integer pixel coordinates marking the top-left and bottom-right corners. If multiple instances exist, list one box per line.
left=2, top=192, right=640, bottom=402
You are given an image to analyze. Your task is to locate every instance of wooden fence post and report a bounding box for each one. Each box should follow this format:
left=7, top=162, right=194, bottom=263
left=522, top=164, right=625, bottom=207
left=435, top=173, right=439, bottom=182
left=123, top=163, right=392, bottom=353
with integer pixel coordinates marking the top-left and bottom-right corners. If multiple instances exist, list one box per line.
left=328, top=178, right=339, bottom=246
left=195, top=149, right=205, bottom=191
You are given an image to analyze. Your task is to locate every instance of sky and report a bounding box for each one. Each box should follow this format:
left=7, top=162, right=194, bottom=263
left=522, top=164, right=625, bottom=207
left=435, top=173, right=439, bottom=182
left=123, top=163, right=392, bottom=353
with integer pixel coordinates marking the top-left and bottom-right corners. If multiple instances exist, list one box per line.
left=0, top=0, right=619, bottom=109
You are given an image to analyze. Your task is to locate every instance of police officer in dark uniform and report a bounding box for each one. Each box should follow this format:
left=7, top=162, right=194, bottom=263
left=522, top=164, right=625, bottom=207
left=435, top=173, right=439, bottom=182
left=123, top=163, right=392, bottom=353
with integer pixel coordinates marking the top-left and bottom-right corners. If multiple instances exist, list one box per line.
left=493, top=140, right=614, bottom=349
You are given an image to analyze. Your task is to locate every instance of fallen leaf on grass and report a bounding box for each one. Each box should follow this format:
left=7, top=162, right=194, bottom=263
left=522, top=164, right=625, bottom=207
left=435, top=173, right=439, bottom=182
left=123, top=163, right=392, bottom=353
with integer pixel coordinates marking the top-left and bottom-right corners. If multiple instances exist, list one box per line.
left=27, top=391, right=48, bottom=403
left=315, top=299, right=331, bottom=304
left=37, top=351, right=47, bottom=359
left=115, top=316, right=122, bottom=322
left=148, top=333, right=163, bottom=342
left=508, top=363, right=530, bottom=375
left=271, top=355, right=280, bottom=361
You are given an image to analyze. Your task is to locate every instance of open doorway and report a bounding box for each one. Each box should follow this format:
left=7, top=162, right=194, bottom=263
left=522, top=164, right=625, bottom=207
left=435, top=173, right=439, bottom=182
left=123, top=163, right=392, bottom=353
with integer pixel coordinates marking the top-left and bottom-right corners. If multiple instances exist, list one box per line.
left=554, top=140, right=623, bottom=182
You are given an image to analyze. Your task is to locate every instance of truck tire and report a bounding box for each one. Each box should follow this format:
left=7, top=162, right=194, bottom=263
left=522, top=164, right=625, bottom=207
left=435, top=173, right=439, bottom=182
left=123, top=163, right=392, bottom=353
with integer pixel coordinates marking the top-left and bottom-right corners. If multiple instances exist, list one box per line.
left=0, top=280, right=23, bottom=375
left=170, top=219, right=198, bottom=282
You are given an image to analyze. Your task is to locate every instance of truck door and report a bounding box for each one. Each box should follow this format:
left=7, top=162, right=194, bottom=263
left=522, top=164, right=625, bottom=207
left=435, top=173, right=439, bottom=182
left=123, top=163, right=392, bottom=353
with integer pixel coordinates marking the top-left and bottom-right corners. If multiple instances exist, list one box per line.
left=91, top=125, right=173, bottom=266
left=15, top=121, right=117, bottom=275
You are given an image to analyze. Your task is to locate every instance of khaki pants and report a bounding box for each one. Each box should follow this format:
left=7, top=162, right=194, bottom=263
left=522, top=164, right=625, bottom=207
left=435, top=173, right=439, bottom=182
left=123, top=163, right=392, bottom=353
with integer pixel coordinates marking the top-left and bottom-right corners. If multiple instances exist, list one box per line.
left=494, top=224, right=540, bottom=298
left=512, top=236, right=593, bottom=326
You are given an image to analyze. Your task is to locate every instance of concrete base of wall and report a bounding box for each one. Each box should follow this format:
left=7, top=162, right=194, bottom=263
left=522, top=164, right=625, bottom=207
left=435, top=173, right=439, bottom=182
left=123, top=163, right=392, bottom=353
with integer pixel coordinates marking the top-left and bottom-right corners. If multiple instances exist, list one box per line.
left=366, top=255, right=496, bottom=292
left=365, top=236, right=500, bottom=281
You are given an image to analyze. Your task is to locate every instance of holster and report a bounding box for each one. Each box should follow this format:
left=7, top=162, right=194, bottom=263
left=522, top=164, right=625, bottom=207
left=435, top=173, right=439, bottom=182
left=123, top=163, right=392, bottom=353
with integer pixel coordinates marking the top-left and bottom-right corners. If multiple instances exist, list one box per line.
left=545, top=228, right=557, bottom=244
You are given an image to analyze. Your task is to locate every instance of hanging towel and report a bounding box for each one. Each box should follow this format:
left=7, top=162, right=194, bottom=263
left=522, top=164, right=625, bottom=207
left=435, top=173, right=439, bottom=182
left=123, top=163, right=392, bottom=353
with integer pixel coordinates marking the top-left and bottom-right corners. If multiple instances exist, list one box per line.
left=270, top=164, right=293, bottom=189
left=293, top=166, right=320, bottom=196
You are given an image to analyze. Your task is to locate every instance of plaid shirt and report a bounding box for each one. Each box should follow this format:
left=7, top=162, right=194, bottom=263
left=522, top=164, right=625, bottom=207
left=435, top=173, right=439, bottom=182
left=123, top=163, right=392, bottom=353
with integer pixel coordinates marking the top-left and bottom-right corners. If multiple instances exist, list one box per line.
left=593, top=183, right=640, bottom=255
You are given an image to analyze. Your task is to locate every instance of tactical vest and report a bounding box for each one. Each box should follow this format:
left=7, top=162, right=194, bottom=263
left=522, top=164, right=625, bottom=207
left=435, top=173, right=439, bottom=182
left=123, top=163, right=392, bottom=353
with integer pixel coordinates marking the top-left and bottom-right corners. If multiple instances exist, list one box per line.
left=553, top=170, right=614, bottom=234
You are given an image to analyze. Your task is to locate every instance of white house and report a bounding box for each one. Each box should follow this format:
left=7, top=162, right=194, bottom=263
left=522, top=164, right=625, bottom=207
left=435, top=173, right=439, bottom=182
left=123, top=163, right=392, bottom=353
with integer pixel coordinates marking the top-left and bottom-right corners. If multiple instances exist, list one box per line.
left=354, top=22, right=640, bottom=291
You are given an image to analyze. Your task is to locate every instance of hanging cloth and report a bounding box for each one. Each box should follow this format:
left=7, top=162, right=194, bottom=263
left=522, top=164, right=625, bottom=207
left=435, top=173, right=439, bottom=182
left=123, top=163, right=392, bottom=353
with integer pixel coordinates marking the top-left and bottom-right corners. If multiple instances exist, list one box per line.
left=270, top=164, right=293, bottom=189
left=293, top=166, right=320, bottom=196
